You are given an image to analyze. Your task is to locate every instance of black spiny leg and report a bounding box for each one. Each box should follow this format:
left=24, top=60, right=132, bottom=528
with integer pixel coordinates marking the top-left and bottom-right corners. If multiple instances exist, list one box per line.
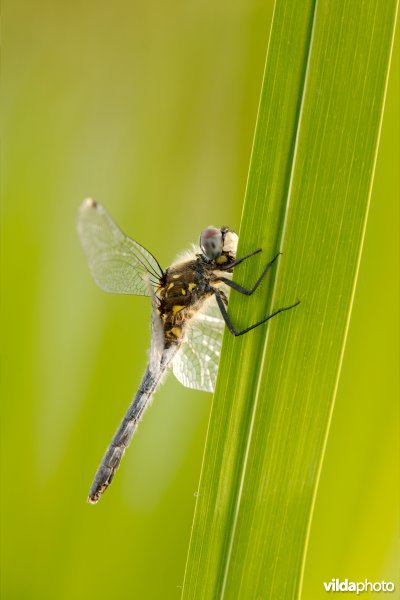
left=217, top=252, right=281, bottom=295
left=219, top=248, right=262, bottom=270
left=213, top=288, right=300, bottom=337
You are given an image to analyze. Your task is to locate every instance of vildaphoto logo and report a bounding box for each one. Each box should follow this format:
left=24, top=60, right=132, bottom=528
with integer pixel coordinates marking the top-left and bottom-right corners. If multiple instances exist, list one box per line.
left=323, top=579, right=395, bottom=594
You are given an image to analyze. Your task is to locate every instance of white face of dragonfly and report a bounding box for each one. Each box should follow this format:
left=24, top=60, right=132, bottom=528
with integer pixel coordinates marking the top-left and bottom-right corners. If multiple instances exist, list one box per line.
left=222, top=230, right=238, bottom=257
left=200, top=227, right=238, bottom=261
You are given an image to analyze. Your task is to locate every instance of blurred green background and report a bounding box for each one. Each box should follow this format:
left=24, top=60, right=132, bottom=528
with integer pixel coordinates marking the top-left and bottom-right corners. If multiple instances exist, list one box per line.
left=2, top=1, right=398, bottom=599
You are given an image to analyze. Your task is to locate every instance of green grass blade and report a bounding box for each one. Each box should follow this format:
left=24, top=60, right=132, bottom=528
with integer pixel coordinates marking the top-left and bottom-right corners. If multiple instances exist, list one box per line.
left=182, top=1, right=398, bottom=599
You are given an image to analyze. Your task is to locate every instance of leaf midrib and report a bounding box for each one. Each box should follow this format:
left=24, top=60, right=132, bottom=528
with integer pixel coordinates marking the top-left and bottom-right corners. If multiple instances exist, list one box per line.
left=217, top=2, right=318, bottom=596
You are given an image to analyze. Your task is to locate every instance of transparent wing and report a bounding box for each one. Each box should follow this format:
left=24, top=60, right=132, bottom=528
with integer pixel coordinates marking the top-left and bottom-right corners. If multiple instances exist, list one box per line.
left=77, top=199, right=163, bottom=296
left=172, top=295, right=226, bottom=393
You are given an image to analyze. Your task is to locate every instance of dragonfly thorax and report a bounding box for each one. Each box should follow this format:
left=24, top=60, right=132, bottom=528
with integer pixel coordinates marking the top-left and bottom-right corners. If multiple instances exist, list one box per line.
left=157, top=258, right=214, bottom=344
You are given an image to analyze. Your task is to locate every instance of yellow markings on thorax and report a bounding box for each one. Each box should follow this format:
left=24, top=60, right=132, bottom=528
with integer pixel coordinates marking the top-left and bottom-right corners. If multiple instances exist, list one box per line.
left=181, top=288, right=186, bottom=295
left=172, top=305, right=185, bottom=314
left=188, top=283, right=197, bottom=292
left=216, top=255, right=228, bottom=264
left=168, top=326, right=182, bottom=339
left=167, top=282, right=174, bottom=291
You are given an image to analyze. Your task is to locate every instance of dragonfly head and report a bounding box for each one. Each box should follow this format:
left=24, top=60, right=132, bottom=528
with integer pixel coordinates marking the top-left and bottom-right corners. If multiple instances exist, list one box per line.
left=200, top=227, right=238, bottom=262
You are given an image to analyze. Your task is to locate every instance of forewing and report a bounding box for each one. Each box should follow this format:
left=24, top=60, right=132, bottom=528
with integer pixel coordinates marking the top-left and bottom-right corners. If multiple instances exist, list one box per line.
left=77, top=199, right=163, bottom=295
left=172, top=295, right=226, bottom=393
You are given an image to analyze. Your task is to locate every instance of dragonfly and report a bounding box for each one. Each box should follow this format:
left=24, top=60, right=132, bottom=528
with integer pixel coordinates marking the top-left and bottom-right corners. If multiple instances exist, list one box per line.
left=77, top=199, right=299, bottom=503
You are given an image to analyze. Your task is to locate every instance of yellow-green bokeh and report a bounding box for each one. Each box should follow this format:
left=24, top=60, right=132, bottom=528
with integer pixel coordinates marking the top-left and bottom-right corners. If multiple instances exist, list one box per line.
left=2, top=2, right=398, bottom=599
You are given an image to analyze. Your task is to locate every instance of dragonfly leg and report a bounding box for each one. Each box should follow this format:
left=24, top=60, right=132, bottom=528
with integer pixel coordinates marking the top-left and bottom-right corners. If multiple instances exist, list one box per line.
left=213, top=288, right=300, bottom=337
left=220, top=248, right=262, bottom=270
left=221, top=289, right=229, bottom=306
left=217, top=252, right=281, bottom=295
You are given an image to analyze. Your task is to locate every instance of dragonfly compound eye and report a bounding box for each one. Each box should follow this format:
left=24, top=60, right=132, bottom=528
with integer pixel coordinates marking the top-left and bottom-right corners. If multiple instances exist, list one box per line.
left=200, top=227, right=223, bottom=259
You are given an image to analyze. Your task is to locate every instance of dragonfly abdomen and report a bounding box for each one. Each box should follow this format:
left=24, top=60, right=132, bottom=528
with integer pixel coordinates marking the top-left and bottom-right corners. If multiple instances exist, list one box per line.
left=88, top=355, right=174, bottom=504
